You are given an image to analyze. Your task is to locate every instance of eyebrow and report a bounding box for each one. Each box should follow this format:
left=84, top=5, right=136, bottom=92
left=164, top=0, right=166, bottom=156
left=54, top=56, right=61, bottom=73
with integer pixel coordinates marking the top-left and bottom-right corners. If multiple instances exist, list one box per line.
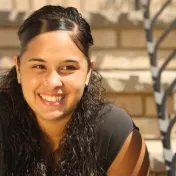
left=28, top=58, right=46, bottom=62
left=28, top=58, right=79, bottom=63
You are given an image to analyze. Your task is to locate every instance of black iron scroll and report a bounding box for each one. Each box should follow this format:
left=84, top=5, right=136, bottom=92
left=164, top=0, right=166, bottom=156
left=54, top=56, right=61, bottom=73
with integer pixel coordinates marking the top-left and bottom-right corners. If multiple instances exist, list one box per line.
left=142, top=0, right=176, bottom=175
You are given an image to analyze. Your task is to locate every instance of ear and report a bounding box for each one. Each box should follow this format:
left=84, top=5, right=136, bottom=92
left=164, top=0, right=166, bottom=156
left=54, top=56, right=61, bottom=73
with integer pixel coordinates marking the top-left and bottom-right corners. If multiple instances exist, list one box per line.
left=13, top=56, right=21, bottom=83
left=85, top=60, right=94, bottom=85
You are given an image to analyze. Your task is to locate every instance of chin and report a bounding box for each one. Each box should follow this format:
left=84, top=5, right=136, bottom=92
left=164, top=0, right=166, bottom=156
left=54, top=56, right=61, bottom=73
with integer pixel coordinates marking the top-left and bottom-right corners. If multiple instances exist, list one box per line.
left=40, top=117, right=60, bottom=122
left=42, top=112, right=67, bottom=121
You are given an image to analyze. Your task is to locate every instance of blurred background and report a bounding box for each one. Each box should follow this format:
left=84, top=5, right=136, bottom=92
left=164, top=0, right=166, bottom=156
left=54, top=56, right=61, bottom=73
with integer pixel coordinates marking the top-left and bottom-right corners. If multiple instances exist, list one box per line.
left=0, top=0, right=176, bottom=175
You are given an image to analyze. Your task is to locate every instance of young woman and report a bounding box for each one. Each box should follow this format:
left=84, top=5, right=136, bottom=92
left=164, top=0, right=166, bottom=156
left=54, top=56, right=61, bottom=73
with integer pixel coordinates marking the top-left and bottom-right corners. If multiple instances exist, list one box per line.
left=0, top=5, right=149, bottom=176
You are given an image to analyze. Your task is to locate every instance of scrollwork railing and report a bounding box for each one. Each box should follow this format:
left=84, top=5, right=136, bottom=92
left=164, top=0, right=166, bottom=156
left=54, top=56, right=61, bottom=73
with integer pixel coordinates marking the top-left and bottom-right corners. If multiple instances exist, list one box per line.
left=142, top=0, right=176, bottom=175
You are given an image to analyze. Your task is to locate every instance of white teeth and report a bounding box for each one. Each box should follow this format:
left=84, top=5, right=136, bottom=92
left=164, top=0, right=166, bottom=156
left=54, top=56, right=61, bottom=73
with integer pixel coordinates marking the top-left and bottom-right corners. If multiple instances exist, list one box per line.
left=51, top=96, right=55, bottom=102
left=40, top=94, right=63, bottom=102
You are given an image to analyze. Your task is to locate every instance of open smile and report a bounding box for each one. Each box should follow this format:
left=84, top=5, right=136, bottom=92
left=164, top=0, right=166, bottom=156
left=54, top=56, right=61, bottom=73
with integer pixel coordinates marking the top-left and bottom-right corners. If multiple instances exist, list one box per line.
left=38, top=93, right=65, bottom=107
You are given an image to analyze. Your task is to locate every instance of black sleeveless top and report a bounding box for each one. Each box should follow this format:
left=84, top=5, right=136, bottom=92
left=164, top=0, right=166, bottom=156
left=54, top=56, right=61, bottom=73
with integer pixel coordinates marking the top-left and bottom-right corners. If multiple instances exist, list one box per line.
left=0, top=92, right=139, bottom=175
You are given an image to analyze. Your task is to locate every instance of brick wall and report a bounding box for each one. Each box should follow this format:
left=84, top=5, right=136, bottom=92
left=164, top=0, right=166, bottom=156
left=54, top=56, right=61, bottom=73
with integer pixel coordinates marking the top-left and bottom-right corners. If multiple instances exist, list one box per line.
left=0, top=1, right=176, bottom=176
left=92, top=27, right=176, bottom=176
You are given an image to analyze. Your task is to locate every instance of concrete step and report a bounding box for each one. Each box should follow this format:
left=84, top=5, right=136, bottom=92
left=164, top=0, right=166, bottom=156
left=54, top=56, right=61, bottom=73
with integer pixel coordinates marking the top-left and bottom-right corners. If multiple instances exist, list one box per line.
left=146, top=140, right=176, bottom=174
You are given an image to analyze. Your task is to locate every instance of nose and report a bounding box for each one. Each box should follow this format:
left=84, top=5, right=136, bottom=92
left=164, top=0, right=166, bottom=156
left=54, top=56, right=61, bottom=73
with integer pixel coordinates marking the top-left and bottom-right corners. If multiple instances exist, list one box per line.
left=44, top=71, right=63, bottom=88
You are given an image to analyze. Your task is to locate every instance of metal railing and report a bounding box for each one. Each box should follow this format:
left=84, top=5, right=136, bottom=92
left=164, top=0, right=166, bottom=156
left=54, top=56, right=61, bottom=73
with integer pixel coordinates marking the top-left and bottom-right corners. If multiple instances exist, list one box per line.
left=143, top=0, right=176, bottom=175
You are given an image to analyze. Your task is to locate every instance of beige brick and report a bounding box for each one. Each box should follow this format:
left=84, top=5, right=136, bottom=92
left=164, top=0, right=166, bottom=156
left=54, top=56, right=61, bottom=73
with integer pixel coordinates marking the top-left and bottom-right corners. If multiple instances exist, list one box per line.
left=50, top=0, right=65, bottom=6
left=155, top=30, right=176, bottom=48
left=120, top=29, right=146, bottom=48
left=91, top=49, right=176, bottom=70
left=65, top=0, right=81, bottom=10
left=133, top=116, right=176, bottom=139
left=33, top=0, right=48, bottom=10
left=16, top=0, right=29, bottom=11
left=107, top=94, right=143, bottom=116
left=0, top=0, right=12, bottom=10
left=0, top=28, right=19, bottom=47
left=174, top=93, right=176, bottom=111
left=83, top=1, right=100, bottom=12
left=51, top=0, right=81, bottom=9
left=170, top=123, right=176, bottom=140
left=83, top=0, right=117, bottom=12
left=145, top=95, right=174, bottom=117
left=133, top=117, right=160, bottom=139
left=92, top=29, right=118, bottom=48
left=0, top=49, right=19, bottom=57
left=121, top=29, right=176, bottom=49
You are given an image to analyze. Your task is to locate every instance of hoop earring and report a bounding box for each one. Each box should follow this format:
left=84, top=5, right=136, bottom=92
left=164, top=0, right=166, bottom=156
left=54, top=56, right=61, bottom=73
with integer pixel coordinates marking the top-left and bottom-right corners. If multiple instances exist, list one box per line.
left=17, top=79, right=21, bottom=84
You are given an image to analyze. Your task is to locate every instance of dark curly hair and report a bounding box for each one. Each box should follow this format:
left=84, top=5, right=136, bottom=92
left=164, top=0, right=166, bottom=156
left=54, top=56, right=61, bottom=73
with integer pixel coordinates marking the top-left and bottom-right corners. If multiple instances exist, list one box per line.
left=0, top=5, right=107, bottom=176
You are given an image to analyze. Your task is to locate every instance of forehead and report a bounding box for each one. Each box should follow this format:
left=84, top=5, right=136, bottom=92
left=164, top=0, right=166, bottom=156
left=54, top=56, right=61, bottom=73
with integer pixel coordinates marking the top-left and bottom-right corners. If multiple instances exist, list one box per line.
left=22, top=31, right=85, bottom=60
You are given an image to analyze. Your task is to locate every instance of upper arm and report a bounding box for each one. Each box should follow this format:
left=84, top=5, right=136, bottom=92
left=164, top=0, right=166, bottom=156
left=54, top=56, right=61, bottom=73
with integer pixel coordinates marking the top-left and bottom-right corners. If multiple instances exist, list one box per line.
left=107, top=129, right=150, bottom=176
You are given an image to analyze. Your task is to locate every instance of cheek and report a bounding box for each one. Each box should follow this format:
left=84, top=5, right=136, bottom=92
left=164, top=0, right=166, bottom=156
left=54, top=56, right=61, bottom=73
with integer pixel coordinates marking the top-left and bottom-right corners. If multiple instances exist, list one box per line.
left=23, top=76, right=40, bottom=87
left=21, top=72, right=43, bottom=96
left=63, top=74, right=87, bottom=95
left=65, top=74, right=86, bottom=87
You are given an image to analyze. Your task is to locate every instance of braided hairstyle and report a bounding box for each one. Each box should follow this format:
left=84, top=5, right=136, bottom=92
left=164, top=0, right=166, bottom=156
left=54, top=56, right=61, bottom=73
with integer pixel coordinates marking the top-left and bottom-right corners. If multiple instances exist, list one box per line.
left=0, top=5, right=107, bottom=175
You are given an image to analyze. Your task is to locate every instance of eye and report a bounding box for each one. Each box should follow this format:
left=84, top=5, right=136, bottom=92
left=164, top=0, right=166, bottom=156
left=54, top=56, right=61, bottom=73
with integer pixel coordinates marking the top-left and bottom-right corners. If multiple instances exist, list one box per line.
left=61, top=65, right=77, bottom=70
left=32, top=65, right=46, bottom=70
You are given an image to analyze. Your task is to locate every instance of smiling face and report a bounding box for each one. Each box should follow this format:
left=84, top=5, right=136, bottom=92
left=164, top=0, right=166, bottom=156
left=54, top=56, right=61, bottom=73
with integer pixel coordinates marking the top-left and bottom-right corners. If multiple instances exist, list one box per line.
left=14, top=31, right=93, bottom=122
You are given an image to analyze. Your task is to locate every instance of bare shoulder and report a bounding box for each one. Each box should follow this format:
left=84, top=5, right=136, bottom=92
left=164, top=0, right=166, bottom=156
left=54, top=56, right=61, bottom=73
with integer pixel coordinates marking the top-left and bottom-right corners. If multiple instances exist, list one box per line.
left=107, top=129, right=150, bottom=176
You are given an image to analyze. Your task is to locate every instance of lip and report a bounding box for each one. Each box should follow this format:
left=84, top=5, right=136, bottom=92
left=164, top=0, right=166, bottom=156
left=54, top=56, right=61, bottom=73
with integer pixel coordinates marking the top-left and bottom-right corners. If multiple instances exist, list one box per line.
left=38, top=93, right=65, bottom=107
left=39, top=93, right=65, bottom=96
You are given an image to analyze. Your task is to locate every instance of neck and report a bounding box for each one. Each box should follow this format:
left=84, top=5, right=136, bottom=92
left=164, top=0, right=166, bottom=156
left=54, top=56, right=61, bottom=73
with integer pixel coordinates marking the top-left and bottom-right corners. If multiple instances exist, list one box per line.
left=37, top=116, right=71, bottom=151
